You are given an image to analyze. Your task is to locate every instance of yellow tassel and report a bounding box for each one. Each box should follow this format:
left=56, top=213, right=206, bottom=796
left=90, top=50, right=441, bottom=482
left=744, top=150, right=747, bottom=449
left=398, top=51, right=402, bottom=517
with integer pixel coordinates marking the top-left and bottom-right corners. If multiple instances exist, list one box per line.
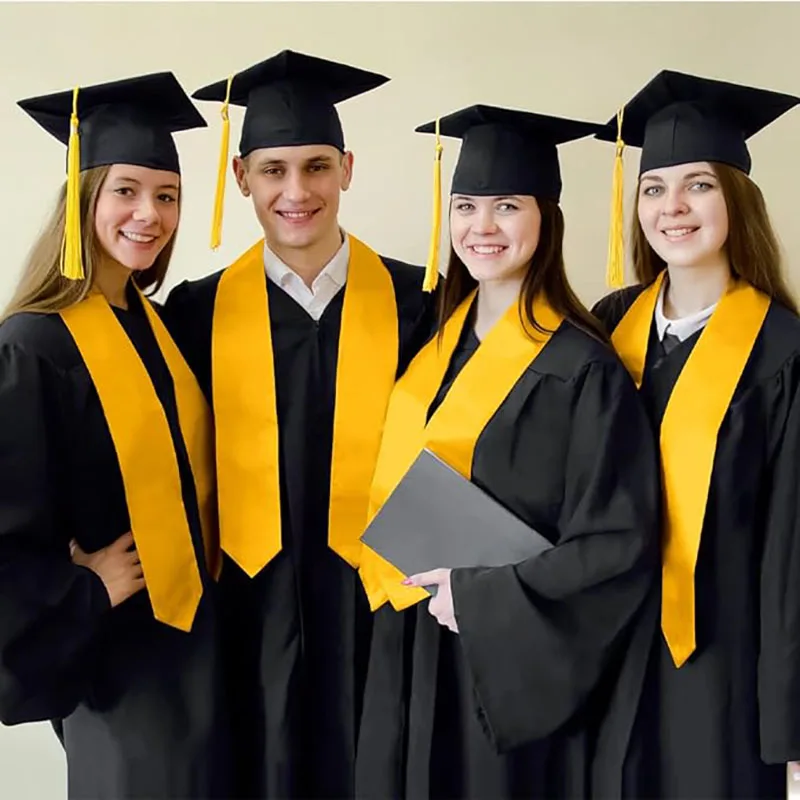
left=60, top=86, right=85, bottom=281
left=605, top=106, right=626, bottom=289
left=422, top=117, right=443, bottom=293
left=210, top=75, right=233, bottom=250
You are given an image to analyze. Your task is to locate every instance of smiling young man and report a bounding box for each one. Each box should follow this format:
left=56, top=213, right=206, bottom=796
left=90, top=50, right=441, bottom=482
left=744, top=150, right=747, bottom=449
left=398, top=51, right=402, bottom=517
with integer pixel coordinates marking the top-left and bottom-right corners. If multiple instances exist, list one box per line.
left=162, top=50, right=436, bottom=799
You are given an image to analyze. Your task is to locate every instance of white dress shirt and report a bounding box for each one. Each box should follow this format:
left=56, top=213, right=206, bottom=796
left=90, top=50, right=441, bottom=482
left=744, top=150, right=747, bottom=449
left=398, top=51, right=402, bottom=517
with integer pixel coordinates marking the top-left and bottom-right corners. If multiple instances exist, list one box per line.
left=263, top=233, right=350, bottom=321
left=654, top=276, right=718, bottom=343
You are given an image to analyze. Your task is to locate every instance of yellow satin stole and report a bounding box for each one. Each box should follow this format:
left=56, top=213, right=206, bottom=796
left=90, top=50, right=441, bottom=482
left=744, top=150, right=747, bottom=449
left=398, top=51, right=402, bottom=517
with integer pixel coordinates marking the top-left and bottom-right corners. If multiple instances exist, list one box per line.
left=359, top=291, right=564, bottom=611
left=211, top=234, right=399, bottom=576
left=60, top=287, right=218, bottom=632
left=611, top=270, right=770, bottom=666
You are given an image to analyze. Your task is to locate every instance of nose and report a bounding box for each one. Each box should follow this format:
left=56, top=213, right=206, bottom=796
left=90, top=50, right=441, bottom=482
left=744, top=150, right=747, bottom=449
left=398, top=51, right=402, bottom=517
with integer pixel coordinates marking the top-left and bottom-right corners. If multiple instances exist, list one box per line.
left=132, top=195, right=159, bottom=226
left=471, top=206, right=498, bottom=235
left=662, top=186, right=689, bottom=217
left=282, top=169, right=312, bottom=204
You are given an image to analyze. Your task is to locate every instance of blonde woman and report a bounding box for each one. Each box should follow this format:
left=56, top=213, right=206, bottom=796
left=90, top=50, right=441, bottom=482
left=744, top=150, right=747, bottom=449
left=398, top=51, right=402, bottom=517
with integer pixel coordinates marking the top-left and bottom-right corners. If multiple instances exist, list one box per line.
left=0, top=73, right=231, bottom=799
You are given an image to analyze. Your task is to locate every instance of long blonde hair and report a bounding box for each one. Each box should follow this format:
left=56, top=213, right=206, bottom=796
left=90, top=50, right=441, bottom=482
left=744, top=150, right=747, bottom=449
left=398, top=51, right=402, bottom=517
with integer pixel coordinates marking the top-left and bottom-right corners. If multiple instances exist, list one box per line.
left=2, top=166, right=176, bottom=322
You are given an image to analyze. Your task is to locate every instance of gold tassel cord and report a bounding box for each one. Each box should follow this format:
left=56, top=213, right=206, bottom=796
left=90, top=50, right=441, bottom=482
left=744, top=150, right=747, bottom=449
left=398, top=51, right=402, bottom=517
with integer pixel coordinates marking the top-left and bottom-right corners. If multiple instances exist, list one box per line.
left=422, top=117, right=443, bottom=293
left=210, top=75, right=234, bottom=250
left=605, top=106, right=626, bottom=289
left=60, top=86, right=85, bottom=281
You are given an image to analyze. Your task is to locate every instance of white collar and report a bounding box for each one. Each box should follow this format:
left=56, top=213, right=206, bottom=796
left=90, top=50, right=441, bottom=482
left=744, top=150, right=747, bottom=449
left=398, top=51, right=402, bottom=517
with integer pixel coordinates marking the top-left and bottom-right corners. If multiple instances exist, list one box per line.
left=263, top=229, right=349, bottom=291
left=654, top=276, right=718, bottom=342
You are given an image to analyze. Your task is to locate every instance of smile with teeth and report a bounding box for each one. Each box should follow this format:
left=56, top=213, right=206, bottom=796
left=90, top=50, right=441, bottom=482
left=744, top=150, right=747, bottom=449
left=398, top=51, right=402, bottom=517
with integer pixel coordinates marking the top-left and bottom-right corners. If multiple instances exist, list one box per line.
left=469, top=245, right=507, bottom=254
left=121, top=231, right=157, bottom=244
left=277, top=210, right=318, bottom=220
left=661, top=227, right=699, bottom=239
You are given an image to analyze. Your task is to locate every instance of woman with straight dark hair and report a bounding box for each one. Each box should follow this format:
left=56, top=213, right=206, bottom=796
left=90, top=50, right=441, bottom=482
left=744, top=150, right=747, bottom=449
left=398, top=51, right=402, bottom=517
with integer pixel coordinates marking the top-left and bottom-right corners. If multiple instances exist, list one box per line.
left=0, top=73, right=231, bottom=799
left=592, top=70, right=800, bottom=799
left=354, top=104, right=660, bottom=799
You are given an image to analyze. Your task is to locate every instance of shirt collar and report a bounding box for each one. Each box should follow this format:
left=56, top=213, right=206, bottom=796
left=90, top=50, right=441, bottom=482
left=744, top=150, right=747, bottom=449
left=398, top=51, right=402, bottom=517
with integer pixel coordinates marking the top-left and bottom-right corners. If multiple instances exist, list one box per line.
left=654, top=275, right=718, bottom=342
left=263, top=229, right=350, bottom=290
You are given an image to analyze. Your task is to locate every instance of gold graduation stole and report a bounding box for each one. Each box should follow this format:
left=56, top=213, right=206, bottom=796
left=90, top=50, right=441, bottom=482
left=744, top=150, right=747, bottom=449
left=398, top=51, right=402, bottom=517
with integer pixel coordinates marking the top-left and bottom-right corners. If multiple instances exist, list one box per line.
left=211, top=233, right=399, bottom=576
left=358, top=291, right=564, bottom=612
left=611, top=270, right=770, bottom=667
left=60, top=288, right=218, bottom=633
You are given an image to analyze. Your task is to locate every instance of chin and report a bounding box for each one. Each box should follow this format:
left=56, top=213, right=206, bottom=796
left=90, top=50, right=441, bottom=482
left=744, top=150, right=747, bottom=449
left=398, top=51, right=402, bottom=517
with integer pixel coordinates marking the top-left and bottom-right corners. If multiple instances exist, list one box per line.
left=657, top=249, right=715, bottom=270
left=462, top=261, right=521, bottom=284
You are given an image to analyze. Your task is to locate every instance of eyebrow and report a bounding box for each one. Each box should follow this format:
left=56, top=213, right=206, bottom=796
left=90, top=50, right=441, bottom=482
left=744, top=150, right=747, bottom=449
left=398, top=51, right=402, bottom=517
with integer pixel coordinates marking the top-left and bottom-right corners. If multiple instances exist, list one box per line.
left=451, top=194, right=520, bottom=202
left=255, top=154, right=334, bottom=168
left=683, top=170, right=717, bottom=181
left=640, top=170, right=717, bottom=184
left=113, top=176, right=180, bottom=191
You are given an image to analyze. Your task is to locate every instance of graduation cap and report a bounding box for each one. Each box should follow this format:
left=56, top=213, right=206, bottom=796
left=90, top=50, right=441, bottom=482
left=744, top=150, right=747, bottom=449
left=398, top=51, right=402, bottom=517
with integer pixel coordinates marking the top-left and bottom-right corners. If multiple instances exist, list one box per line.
left=415, top=104, right=603, bottom=292
left=18, top=72, right=207, bottom=281
left=597, top=70, right=800, bottom=288
left=192, top=49, right=390, bottom=248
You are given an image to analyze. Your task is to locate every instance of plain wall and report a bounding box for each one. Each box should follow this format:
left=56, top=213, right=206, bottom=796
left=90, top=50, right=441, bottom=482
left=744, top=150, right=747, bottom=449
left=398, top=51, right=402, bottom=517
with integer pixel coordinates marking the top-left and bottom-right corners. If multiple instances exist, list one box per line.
left=1, top=2, right=800, bottom=796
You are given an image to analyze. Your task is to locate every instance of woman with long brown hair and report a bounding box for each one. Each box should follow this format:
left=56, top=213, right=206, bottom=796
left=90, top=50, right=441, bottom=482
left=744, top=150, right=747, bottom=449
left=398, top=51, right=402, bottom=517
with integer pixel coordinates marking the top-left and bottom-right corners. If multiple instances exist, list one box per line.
left=0, top=73, right=231, bottom=798
left=592, top=70, right=800, bottom=799
left=354, top=105, right=660, bottom=799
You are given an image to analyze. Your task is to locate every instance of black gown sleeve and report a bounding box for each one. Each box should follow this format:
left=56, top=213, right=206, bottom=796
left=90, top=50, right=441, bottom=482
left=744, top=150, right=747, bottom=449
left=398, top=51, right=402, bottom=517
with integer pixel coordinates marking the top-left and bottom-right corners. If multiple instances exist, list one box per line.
left=160, top=278, right=217, bottom=400
left=0, top=342, right=110, bottom=725
left=758, top=355, right=800, bottom=764
left=450, top=359, right=660, bottom=752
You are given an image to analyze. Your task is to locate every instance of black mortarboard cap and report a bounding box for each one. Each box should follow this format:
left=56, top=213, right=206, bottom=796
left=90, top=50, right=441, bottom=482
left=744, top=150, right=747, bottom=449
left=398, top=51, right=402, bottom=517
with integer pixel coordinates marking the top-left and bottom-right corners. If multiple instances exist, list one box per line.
left=416, top=104, right=603, bottom=202
left=596, top=69, right=800, bottom=175
left=413, top=104, right=601, bottom=294
left=18, top=72, right=207, bottom=175
left=192, top=49, right=389, bottom=156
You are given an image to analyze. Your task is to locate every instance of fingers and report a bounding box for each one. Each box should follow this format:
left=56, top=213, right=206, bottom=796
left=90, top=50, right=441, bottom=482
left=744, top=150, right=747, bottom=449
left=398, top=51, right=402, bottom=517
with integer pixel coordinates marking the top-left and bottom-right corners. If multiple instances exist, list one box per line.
left=111, top=531, right=135, bottom=552
left=403, top=568, right=448, bottom=587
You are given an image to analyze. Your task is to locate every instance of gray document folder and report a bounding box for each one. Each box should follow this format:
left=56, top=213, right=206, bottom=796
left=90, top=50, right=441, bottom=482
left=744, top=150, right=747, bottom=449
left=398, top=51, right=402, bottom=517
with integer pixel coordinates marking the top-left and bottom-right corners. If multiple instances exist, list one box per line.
left=361, top=448, right=553, bottom=592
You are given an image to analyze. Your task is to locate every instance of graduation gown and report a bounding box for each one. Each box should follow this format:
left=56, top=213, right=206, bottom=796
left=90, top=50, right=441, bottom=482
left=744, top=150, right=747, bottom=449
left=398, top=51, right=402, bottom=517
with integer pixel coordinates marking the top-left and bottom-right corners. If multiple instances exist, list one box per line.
left=591, top=286, right=800, bottom=799
left=162, top=252, right=435, bottom=799
left=0, top=292, right=230, bottom=800
left=355, top=312, right=661, bottom=799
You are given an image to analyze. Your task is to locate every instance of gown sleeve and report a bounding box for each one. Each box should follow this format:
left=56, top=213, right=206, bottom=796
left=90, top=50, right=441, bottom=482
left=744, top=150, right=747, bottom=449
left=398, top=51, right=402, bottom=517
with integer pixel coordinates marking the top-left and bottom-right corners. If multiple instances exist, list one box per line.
left=160, top=279, right=215, bottom=399
left=0, top=342, right=110, bottom=725
left=450, top=358, right=661, bottom=753
left=757, top=355, right=800, bottom=764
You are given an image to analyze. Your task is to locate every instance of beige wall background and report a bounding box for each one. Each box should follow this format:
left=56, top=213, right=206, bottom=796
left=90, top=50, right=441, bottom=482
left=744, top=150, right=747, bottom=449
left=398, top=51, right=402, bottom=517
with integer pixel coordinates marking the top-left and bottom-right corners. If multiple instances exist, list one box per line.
left=1, top=2, right=799, bottom=796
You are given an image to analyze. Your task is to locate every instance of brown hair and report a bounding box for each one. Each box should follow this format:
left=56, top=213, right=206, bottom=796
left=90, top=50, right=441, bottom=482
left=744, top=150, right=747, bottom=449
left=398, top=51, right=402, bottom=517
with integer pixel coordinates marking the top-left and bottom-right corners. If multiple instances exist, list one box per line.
left=631, top=161, right=798, bottom=314
left=438, top=197, right=608, bottom=342
left=1, top=166, right=176, bottom=322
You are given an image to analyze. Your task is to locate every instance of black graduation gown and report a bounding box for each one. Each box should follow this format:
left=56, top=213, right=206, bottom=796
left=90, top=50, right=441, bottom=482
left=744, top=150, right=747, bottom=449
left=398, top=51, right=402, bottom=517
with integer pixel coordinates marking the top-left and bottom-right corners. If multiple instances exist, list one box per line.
left=355, top=317, right=661, bottom=800
left=162, top=255, right=436, bottom=799
left=591, top=287, right=800, bottom=799
left=0, top=293, right=230, bottom=800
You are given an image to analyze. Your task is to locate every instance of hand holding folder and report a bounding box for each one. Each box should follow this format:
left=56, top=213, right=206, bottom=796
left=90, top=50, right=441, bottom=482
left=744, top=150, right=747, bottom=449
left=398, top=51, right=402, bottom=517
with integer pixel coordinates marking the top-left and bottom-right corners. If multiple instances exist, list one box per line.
left=361, top=449, right=554, bottom=595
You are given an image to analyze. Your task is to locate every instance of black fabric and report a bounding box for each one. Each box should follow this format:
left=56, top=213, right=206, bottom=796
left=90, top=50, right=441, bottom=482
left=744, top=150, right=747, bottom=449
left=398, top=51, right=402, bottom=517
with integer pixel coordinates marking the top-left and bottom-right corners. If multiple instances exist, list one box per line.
left=595, top=69, right=800, bottom=175
left=416, top=105, right=602, bottom=200
left=591, top=287, right=800, bottom=799
left=162, top=253, right=436, bottom=799
left=193, top=49, right=389, bottom=156
left=0, top=287, right=231, bottom=799
left=355, top=315, right=661, bottom=799
left=18, top=72, right=206, bottom=173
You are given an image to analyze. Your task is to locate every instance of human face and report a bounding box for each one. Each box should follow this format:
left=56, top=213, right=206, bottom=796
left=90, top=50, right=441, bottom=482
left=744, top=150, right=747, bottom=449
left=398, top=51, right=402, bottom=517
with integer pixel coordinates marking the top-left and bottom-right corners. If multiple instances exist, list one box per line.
left=94, top=164, right=180, bottom=272
left=637, top=161, right=729, bottom=270
left=233, top=144, right=352, bottom=255
left=450, top=194, right=541, bottom=284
